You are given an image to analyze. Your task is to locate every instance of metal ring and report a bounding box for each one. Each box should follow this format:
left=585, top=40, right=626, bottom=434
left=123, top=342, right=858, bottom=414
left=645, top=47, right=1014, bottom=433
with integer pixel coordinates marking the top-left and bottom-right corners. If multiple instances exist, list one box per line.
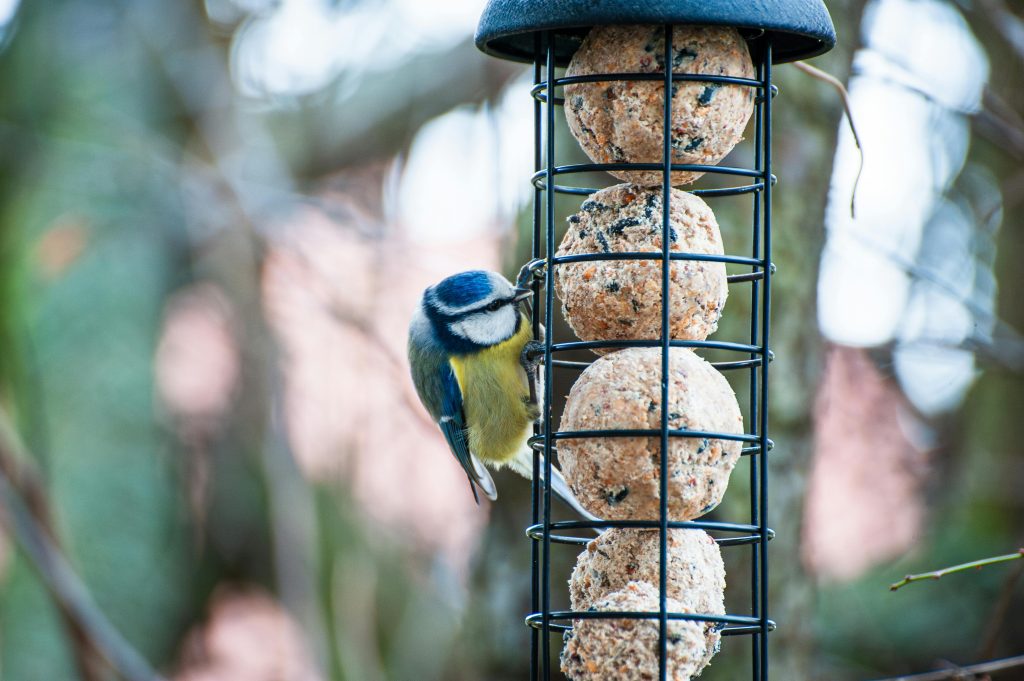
left=525, top=610, right=775, bottom=629
left=532, top=163, right=765, bottom=185
left=532, top=79, right=779, bottom=105
left=527, top=434, right=774, bottom=455
left=728, top=271, right=765, bottom=284
left=525, top=520, right=775, bottom=546
left=544, top=180, right=770, bottom=196
left=530, top=73, right=767, bottom=105
left=529, top=162, right=777, bottom=196
left=721, top=622, right=778, bottom=636
left=549, top=353, right=773, bottom=372
left=523, top=619, right=777, bottom=635
left=549, top=251, right=766, bottom=267
left=549, top=339, right=764, bottom=354
left=741, top=439, right=774, bottom=455
left=551, top=428, right=760, bottom=444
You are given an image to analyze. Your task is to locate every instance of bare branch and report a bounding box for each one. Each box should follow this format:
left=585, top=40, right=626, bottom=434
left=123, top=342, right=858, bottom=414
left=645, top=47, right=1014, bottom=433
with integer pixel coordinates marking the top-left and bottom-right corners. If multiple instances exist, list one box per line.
left=889, top=549, right=1024, bottom=591
left=978, top=559, right=1024, bottom=659
left=867, top=654, right=1024, bottom=681
left=0, top=411, right=165, bottom=681
left=897, top=332, right=1024, bottom=375
left=975, top=88, right=1024, bottom=161
left=0, top=415, right=105, bottom=680
left=793, top=60, right=864, bottom=218
left=829, top=231, right=1024, bottom=373
left=973, top=0, right=1024, bottom=65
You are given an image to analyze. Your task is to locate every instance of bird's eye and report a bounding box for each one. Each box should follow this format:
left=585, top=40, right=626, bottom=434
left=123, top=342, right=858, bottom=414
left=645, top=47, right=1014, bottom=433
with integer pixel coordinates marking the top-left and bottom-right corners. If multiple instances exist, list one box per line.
left=485, top=300, right=504, bottom=312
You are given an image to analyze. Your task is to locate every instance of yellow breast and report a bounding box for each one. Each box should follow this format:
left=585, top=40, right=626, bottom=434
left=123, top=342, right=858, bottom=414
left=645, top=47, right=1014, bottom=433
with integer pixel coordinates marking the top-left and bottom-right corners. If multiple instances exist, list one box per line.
left=449, top=315, right=534, bottom=464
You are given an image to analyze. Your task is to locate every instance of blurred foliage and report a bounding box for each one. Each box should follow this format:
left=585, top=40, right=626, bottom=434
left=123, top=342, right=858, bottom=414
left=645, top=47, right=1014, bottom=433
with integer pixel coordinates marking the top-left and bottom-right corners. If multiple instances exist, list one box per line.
left=0, top=1, right=194, bottom=678
left=0, top=0, right=1020, bottom=680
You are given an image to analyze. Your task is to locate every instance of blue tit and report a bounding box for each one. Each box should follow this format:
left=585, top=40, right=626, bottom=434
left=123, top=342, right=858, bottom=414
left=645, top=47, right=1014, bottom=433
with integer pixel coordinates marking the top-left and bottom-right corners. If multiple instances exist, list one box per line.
left=408, top=269, right=594, bottom=519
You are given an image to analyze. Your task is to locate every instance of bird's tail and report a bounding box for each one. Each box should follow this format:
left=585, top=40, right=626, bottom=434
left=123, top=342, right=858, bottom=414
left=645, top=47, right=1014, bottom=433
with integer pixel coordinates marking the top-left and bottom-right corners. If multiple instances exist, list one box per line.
left=507, top=448, right=603, bottom=533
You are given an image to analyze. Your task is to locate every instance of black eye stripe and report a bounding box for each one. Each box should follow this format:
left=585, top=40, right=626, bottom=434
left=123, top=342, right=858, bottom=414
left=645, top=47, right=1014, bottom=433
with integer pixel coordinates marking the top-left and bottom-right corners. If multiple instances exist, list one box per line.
left=465, top=297, right=515, bottom=314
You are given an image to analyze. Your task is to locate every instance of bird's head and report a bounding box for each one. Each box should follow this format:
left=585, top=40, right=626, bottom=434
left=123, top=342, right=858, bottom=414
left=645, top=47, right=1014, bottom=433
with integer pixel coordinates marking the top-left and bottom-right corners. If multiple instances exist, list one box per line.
left=422, top=270, right=532, bottom=352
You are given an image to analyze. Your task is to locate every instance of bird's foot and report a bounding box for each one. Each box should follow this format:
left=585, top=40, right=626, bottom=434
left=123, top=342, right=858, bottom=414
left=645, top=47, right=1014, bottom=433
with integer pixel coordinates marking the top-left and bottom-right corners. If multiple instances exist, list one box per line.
left=515, top=258, right=546, bottom=291
left=524, top=399, right=541, bottom=423
left=520, top=340, right=544, bottom=373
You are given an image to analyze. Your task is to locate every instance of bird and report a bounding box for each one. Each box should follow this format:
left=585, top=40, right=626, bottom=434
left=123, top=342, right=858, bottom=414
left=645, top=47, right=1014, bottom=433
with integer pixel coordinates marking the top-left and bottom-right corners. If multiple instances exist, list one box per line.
left=408, top=268, right=594, bottom=520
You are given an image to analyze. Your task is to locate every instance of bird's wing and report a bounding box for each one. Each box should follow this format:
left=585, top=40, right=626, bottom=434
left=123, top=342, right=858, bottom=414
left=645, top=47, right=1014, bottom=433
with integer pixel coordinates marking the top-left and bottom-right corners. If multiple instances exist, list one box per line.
left=438, top=362, right=498, bottom=501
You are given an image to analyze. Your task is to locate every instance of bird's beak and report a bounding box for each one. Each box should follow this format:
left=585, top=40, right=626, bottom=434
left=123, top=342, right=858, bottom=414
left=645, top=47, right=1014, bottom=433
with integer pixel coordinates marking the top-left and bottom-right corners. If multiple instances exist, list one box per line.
left=513, top=286, right=533, bottom=303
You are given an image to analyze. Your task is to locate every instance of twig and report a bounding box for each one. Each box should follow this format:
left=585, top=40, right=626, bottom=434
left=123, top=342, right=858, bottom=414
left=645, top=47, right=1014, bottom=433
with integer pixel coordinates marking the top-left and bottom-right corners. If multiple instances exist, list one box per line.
left=793, top=60, right=864, bottom=218
left=867, top=654, right=1024, bottom=681
left=15, top=330, right=106, bottom=681
left=831, top=239, right=1024, bottom=374
left=975, top=96, right=1024, bottom=161
left=889, top=550, right=1024, bottom=591
left=973, top=0, right=1024, bottom=66
left=1000, top=169, right=1024, bottom=214
left=0, top=411, right=165, bottom=681
left=897, top=332, right=1024, bottom=375
left=978, top=558, right=1024, bottom=659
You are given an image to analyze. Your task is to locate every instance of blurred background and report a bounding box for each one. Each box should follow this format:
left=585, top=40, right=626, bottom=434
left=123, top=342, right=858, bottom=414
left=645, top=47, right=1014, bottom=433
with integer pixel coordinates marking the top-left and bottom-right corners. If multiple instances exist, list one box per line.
left=0, top=0, right=1021, bottom=679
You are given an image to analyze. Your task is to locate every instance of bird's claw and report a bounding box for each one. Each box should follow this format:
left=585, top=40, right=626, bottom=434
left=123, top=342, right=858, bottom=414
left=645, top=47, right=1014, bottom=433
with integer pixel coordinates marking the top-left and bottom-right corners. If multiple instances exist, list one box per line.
left=520, top=340, right=545, bottom=372
left=515, top=258, right=546, bottom=291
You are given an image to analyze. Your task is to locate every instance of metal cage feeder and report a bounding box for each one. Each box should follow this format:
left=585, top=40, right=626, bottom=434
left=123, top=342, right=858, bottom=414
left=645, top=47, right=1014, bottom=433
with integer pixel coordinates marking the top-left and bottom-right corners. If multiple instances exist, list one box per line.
left=475, top=2, right=836, bottom=680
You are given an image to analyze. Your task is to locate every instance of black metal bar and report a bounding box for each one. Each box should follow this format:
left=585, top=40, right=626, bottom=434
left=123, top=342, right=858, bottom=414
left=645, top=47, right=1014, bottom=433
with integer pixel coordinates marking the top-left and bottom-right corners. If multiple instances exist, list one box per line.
left=724, top=623, right=777, bottom=637
left=729, top=270, right=767, bottom=284
left=694, top=183, right=769, bottom=198
left=541, top=32, right=556, bottom=680
left=658, top=23, right=673, bottom=681
left=529, top=31, right=542, bottom=681
left=713, top=358, right=767, bottom=371
left=758, top=37, right=774, bottom=681
left=750, top=48, right=765, bottom=681
left=742, top=441, right=774, bottom=455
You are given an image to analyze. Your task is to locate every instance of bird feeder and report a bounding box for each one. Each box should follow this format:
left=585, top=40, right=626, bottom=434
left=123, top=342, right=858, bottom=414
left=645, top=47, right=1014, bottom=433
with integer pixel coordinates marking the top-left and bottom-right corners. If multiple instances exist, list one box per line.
left=475, top=2, right=835, bottom=680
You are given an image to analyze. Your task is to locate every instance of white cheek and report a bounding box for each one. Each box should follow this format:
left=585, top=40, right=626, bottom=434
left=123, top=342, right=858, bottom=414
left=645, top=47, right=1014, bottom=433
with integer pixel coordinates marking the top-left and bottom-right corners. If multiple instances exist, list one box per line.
left=451, top=307, right=517, bottom=346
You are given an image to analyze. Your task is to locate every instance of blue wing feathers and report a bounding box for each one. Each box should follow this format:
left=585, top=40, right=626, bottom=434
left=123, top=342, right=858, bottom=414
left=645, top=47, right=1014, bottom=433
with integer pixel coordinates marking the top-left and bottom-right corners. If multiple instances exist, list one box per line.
left=409, top=314, right=496, bottom=501
left=437, top=364, right=473, bottom=473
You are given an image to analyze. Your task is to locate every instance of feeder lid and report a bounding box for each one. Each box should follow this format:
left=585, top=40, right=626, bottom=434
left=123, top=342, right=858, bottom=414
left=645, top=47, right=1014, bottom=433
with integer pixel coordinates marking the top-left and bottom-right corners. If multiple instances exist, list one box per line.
left=475, top=0, right=836, bottom=65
